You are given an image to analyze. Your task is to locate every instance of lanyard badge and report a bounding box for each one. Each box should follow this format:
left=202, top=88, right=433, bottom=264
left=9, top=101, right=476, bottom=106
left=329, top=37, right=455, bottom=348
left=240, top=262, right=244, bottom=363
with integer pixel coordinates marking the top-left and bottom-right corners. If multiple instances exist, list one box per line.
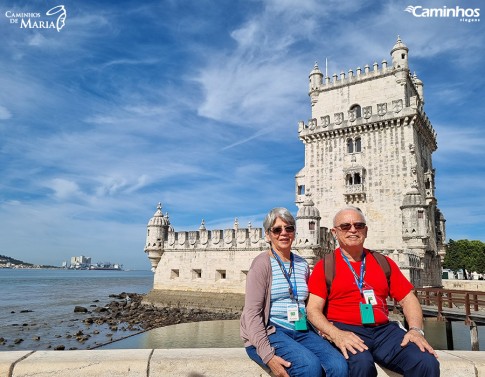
left=273, top=250, right=308, bottom=331
left=341, top=250, right=375, bottom=325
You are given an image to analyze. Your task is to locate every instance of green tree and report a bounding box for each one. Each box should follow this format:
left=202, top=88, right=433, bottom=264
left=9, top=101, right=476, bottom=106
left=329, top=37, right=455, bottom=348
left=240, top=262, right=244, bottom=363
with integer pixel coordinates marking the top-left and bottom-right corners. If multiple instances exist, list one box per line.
left=443, top=239, right=485, bottom=279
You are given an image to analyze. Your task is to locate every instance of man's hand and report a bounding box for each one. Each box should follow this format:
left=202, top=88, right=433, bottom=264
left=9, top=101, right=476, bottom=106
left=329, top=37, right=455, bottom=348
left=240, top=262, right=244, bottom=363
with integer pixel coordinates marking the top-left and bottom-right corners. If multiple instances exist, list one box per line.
left=329, top=327, right=368, bottom=359
left=401, top=329, right=438, bottom=358
left=267, top=355, right=292, bottom=377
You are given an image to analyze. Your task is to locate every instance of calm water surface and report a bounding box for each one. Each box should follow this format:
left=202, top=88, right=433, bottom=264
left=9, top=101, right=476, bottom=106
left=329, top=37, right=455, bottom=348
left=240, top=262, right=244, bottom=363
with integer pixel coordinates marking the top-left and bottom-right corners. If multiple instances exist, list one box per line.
left=0, top=268, right=153, bottom=350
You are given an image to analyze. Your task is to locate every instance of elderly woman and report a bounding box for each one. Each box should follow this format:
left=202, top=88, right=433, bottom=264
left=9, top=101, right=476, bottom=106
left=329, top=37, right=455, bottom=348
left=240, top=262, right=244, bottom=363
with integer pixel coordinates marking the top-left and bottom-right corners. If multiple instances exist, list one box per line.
left=240, top=207, right=347, bottom=377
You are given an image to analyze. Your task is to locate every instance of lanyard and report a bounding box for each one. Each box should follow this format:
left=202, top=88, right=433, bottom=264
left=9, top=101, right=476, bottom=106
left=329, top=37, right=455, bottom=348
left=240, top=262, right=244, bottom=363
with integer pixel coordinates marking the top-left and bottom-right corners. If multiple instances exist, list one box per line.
left=272, top=249, right=298, bottom=301
left=341, top=249, right=366, bottom=294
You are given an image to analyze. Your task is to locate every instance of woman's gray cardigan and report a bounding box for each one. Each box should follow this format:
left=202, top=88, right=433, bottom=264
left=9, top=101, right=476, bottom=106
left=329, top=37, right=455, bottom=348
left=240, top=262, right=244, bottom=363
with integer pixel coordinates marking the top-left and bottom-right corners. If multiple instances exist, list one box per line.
left=240, top=251, right=276, bottom=364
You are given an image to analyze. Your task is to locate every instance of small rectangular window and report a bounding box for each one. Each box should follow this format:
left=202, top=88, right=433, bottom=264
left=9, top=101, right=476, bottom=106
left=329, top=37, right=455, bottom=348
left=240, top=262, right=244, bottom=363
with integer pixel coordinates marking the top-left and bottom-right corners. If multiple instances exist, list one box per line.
left=216, top=270, right=226, bottom=280
left=192, top=269, right=202, bottom=279
left=170, top=269, right=179, bottom=279
left=298, top=185, right=305, bottom=195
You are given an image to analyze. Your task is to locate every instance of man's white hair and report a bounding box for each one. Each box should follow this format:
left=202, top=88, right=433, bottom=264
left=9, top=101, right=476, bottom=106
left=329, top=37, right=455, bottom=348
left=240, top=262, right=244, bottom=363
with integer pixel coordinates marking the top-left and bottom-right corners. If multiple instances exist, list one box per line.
left=333, top=206, right=367, bottom=226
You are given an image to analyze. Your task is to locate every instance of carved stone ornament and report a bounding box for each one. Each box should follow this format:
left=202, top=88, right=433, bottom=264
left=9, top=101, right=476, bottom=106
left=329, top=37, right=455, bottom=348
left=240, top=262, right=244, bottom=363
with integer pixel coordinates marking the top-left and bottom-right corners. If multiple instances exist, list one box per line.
left=237, top=229, right=247, bottom=244
left=212, top=230, right=221, bottom=244
left=168, top=232, right=175, bottom=246
left=177, top=232, right=187, bottom=245
left=224, top=229, right=234, bottom=244
left=348, top=109, right=356, bottom=122
left=250, top=228, right=262, bottom=244
left=334, top=112, right=344, bottom=125
left=199, top=230, right=208, bottom=245
left=392, top=99, right=403, bottom=113
left=363, top=106, right=372, bottom=119
left=309, top=118, right=317, bottom=130
left=320, top=115, right=330, bottom=128
left=377, top=103, right=387, bottom=116
left=188, top=231, right=198, bottom=245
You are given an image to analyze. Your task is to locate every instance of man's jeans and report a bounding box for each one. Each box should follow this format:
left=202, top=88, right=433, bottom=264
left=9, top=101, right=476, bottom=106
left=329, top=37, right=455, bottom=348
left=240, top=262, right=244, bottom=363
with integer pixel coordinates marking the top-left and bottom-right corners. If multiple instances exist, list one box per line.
left=333, top=321, right=440, bottom=377
left=246, top=324, right=348, bottom=377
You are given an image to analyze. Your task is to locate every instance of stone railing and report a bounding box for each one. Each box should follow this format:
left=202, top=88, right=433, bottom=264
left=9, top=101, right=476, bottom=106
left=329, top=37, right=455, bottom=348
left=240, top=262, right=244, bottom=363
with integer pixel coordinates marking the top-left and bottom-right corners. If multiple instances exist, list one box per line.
left=1, top=348, right=484, bottom=377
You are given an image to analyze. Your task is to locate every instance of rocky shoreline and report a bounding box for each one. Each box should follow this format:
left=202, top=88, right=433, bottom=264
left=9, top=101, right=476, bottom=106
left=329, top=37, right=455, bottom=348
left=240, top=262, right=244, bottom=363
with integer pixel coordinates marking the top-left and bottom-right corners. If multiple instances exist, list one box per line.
left=0, top=292, right=241, bottom=351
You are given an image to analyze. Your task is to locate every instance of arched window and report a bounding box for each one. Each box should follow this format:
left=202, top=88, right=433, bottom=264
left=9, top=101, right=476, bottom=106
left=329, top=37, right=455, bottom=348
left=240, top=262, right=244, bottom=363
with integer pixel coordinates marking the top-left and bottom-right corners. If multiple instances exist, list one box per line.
left=347, top=138, right=354, bottom=153
left=355, top=137, right=361, bottom=152
left=354, top=173, right=361, bottom=185
left=347, top=174, right=353, bottom=185
left=350, top=104, right=362, bottom=118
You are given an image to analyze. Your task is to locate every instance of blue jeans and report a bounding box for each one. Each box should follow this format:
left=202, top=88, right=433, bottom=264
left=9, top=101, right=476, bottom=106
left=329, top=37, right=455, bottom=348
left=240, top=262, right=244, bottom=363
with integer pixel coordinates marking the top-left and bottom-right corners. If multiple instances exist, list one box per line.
left=246, top=324, right=348, bottom=377
left=333, top=321, right=440, bottom=377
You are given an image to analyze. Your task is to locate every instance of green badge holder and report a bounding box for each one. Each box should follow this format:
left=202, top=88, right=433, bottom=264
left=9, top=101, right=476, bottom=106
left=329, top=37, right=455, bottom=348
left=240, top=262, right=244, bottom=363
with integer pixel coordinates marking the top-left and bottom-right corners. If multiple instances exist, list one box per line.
left=360, top=303, right=375, bottom=324
left=294, top=309, right=308, bottom=331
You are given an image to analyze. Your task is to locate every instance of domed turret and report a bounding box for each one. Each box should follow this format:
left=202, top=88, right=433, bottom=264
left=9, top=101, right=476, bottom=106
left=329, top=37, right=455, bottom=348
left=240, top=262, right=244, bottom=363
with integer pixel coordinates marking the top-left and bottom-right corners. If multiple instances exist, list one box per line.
left=296, top=192, right=321, bottom=246
left=400, top=184, right=428, bottom=241
left=309, top=62, right=323, bottom=106
left=391, top=36, right=409, bottom=70
left=144, top=203, right=171, bottom=271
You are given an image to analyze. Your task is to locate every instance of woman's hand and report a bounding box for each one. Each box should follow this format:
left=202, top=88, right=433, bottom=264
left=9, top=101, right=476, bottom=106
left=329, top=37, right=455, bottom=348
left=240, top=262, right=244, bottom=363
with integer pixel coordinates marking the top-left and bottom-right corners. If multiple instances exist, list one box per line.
left=267, top=355, right=291, bottom=377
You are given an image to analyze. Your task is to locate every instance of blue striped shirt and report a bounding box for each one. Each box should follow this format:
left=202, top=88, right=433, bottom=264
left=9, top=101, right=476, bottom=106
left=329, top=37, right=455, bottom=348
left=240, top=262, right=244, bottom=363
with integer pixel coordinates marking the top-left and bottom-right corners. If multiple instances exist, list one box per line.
left=269, top=253, right=310, bottom=330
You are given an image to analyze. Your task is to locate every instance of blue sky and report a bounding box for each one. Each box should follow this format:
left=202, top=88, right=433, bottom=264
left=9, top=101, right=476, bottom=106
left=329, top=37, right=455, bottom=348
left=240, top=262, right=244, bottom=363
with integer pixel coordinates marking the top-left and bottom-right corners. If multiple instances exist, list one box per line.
left=0, top=0, right=483, bottom=270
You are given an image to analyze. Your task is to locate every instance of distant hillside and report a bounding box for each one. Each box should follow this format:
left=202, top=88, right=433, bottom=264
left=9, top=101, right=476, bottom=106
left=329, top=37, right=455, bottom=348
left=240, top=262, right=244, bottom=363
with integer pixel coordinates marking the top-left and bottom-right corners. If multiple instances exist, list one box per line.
left=0, top=254, right=59, bottom=269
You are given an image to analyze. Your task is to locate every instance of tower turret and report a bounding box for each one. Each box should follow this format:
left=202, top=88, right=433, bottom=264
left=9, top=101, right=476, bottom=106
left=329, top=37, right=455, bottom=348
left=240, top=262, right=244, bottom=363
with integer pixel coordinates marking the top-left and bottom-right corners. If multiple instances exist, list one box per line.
left=296, top=192, right=321, bottom=246
left=144, top=202, right=171, bottom=271
left=309, top=62, right=323, bottom=106
left=391, top=36, right=409, bottom=70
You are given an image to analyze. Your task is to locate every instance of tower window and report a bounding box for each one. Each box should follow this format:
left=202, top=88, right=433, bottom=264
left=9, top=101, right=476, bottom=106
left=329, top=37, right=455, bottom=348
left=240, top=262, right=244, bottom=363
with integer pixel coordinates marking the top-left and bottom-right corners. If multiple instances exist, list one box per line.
left=192, top=269, right=202, bottom=279
left=309, top=221, right=315, bottom=230
left=354, top=173, right=361, bottom=184
left=298, top=185, right=305, bottom=195
left=347, top=139, right=354, bottom=153
left=347, top=174, right=353, bottom=185
left=355, top=137, right=361, bottom=152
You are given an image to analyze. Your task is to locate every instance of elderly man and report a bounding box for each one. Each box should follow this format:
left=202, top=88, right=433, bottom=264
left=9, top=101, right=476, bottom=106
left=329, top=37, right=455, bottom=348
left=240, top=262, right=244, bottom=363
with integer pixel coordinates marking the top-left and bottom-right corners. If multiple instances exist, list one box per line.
left=307, top=206, right=439, bottom=377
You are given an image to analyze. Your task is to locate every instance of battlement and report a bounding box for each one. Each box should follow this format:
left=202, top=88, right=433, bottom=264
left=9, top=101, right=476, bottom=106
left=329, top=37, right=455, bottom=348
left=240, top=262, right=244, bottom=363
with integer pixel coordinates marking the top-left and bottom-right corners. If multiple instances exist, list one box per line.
left=309, top=60, right=402, bottom=93
left=162, top=227, right=267, bottom=250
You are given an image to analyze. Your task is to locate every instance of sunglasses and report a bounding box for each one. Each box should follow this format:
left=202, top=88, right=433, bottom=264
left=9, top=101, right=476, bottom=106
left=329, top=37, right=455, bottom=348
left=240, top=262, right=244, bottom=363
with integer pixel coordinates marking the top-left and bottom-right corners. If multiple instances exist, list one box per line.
left=270, top=225, right=295, bottom=235
left=335, top=222, right=366, bottom=231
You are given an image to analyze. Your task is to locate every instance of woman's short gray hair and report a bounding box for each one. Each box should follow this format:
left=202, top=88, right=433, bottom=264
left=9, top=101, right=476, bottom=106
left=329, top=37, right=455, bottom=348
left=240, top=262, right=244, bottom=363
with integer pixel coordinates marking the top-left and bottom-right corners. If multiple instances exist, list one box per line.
left=263, top=207, right=296, bottom=231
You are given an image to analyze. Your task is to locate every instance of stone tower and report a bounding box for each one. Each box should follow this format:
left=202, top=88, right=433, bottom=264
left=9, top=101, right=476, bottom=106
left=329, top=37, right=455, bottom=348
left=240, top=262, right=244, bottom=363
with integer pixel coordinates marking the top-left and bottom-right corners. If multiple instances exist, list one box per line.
left=295, top=37, right=446, bottom=287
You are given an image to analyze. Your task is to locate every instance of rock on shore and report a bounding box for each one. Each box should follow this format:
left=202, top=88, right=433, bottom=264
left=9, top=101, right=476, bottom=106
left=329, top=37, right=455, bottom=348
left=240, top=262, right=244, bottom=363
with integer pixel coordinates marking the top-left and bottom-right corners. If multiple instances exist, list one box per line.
left=86, top=292, right=241, bottom=339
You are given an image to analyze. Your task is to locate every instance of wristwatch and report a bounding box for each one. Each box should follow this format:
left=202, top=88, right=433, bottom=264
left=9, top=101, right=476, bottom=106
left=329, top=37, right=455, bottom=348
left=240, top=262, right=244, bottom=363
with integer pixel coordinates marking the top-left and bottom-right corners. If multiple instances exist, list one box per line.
left=409, top=327, right=424, bottom=336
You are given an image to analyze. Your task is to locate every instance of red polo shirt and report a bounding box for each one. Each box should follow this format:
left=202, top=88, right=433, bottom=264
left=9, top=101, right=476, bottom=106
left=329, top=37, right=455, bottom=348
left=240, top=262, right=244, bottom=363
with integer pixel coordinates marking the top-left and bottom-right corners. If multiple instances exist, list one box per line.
left=308, top=249, right=413, bottom=325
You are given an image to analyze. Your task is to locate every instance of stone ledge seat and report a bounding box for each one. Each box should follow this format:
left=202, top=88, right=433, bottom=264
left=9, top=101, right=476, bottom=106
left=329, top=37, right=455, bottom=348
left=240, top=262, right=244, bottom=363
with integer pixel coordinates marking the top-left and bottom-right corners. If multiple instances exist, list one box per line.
left=1, top=348, right=483, bottom=377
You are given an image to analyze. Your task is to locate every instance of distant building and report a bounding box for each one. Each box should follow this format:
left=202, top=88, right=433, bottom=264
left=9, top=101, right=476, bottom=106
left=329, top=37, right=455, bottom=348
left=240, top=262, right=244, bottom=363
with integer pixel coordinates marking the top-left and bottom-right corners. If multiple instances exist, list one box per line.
left=144, top=37, right=446, bottom=296
left=70, top=255, right=91, bottom=269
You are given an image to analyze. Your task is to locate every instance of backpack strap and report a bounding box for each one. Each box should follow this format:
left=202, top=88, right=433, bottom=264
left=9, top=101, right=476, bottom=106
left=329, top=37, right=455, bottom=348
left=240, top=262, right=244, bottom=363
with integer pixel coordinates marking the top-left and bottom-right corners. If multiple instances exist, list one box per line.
left=323, top=251, right=335, bottom=296
left=323, top=250, right=391, bottom=297
left=369, top=250, right=391, bottom=289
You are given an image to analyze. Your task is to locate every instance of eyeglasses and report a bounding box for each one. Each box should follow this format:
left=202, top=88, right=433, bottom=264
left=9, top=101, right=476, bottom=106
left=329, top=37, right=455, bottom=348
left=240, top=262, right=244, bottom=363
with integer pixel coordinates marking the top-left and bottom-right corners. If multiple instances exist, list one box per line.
left=270, top=225, right=295, bottom=235
left=335, top=222, right=366, bottom=231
